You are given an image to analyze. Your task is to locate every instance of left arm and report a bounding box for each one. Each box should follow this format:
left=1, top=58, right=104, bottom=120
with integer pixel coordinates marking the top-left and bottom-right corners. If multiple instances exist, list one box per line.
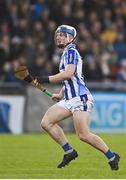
left=49, top=64, right=76, bottom=83
left=36, top=64, right=76, bottom=84
left=35, top=49, right=77, bottom=84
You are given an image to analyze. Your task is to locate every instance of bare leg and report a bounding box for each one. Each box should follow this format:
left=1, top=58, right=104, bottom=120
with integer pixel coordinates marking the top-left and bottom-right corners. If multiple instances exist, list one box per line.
left=73, top=110, right=120, bottom=170
left=40, top=104, right=72, bottom=146
left=73, top=110, right=109, bottom=153
left=41, top=104, right=78, bottom=168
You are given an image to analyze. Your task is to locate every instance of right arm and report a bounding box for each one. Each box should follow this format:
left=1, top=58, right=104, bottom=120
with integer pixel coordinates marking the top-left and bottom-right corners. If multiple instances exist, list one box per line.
left=51, top=87, right=64, bottom=102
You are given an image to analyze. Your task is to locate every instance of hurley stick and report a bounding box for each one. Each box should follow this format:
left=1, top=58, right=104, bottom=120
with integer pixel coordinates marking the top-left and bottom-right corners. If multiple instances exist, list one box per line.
left=15, top=66, right=53, bottom=97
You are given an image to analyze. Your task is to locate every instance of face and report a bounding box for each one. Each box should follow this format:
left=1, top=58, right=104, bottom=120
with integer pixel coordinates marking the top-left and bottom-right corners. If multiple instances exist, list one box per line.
left=55, top=32, right=73, bottom=48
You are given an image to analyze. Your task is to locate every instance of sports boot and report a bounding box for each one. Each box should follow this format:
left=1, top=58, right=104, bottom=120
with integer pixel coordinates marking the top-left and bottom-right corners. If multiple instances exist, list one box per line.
left=57, top=149, right=78, bottom=168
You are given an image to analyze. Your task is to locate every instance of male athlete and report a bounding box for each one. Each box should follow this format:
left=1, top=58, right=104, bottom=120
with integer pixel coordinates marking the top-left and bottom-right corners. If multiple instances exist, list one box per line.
left=34, top=25, right=120, bottom=170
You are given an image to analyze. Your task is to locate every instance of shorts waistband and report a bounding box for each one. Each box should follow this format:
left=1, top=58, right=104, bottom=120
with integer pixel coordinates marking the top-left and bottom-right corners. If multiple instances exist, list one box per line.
left=80, top=94, right=88, bottom=102
left=64, top=94, right=88, bottom=101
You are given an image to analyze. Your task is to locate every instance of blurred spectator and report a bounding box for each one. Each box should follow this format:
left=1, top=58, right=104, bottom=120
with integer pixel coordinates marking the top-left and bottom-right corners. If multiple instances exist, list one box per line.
left=0, top=0, right=8, bottom=21
left=117, top=59, right=126, bottom=82
left=31, top=0, right=48, bottom=22
left=83, top=55, right=103, bottom=81
left=30, top=55, right=47, bottom=76
left=8, top=3, right=19, bottom=27
left=0, top=35, right=11, bottom=70
left=114, top=34, right=126, bottom=60
left=101, top=23, right=118, bottom=43
left=1, top=0, right=126, bottom=83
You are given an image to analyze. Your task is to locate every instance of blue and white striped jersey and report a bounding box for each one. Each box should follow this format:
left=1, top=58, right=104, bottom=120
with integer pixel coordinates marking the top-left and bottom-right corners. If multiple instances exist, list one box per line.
left=59, top=43, right=91, bottom=100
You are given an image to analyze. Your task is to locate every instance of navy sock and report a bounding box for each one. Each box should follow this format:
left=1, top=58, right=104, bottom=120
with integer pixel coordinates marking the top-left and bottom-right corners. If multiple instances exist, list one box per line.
left=105, top=149, right=115, bottom=160
left=62, top=143, right=73, bottom=154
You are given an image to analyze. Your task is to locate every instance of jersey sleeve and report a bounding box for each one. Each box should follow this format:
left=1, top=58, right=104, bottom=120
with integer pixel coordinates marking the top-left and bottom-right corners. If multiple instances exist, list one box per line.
left=66, top=49, right=78, bottom=65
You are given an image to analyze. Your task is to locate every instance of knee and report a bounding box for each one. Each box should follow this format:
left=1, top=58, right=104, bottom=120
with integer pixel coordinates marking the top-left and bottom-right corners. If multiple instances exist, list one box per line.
left=78, top=132, right=90, bottom=142
left=40, top=118, right=54, bottom=130
left=40, top=120, right=49, bottom=130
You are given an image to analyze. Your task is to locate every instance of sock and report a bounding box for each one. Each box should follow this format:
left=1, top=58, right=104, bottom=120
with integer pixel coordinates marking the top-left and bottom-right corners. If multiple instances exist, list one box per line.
left=105, top=149, right=115, bottom=161
left=62, top=143, right=73, bottom=154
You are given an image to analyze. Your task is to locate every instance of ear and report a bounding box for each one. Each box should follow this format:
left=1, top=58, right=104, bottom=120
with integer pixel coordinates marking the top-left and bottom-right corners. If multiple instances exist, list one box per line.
left=67, top=35, right=74, bottom=42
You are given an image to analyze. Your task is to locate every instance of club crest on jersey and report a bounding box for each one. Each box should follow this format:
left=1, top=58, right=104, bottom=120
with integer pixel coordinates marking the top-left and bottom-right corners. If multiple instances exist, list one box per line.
left=69, top=53, right=73, bottom=63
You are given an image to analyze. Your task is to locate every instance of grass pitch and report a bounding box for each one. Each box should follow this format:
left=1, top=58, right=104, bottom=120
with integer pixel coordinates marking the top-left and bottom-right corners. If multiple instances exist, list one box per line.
left=0, top=133, right=125, bottom=179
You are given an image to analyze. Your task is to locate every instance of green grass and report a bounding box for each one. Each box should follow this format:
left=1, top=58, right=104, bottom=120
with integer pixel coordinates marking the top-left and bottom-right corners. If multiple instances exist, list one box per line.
left=0, top=133, right=126, bottom=179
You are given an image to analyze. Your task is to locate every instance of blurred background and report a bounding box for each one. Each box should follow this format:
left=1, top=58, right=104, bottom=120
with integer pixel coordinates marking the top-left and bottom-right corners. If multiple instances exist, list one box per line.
left=0, top=0, right=126, bottom=134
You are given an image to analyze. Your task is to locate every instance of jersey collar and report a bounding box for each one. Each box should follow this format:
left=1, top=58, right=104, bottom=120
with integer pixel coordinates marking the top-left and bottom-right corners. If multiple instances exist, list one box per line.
left=64, top=43, right=76, bottom=51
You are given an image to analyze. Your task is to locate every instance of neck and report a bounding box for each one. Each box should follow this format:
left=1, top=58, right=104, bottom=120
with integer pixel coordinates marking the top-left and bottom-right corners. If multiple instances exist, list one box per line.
left=64, top=43, right=75, bottom=50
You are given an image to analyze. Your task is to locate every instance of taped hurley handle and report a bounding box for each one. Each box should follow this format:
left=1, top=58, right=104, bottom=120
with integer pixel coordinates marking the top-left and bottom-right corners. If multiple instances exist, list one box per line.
left=15, top=66, right=53, bottom=97
left=31, top=81, right=53, bottom=97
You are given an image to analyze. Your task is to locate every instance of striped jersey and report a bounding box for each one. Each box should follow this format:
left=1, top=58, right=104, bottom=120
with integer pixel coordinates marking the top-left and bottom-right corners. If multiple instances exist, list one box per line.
left=59, top=43, right=90, bottom=100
